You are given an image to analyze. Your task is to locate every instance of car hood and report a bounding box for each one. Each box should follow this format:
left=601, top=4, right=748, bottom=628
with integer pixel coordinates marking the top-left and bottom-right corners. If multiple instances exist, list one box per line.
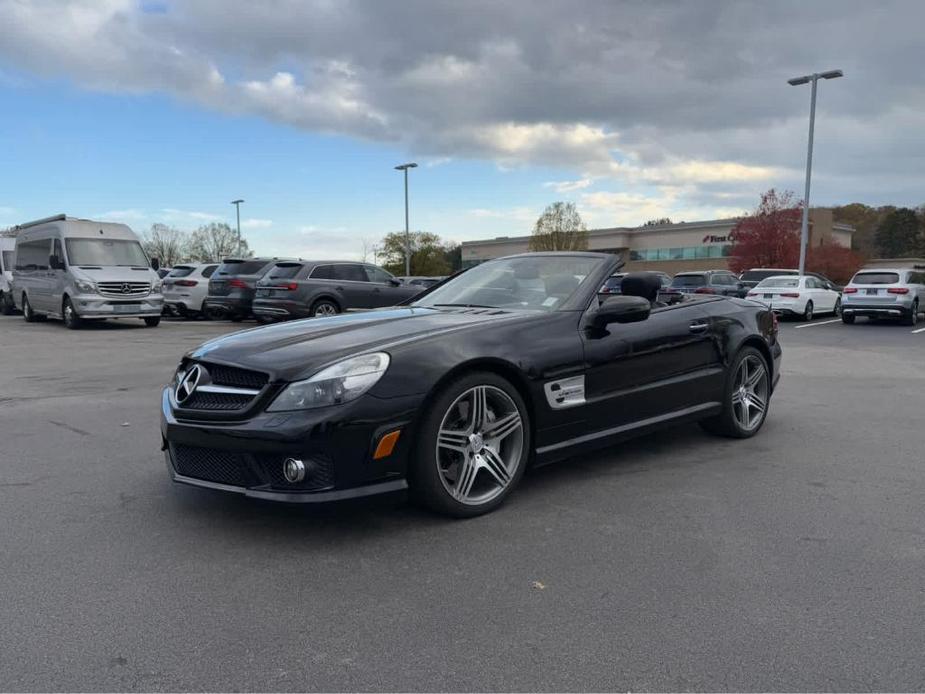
left=72, top=266, right=159, bottom=283
left=188, top=306, right=534, bottom=381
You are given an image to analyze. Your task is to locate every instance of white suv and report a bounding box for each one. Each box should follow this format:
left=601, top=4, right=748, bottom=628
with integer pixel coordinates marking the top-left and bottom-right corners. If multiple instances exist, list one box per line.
left=162, top=263, right=219, bottom=318
left=841, top=268, right=925, bottom=326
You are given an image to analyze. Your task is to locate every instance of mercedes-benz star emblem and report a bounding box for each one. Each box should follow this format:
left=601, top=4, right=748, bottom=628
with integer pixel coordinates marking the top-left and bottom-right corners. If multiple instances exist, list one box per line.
left=175, top=365, right=203, bottom=404
left=121, top=283, right=132, bottom=294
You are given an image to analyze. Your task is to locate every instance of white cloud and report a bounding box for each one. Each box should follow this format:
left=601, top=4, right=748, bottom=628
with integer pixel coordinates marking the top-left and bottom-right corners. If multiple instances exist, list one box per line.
left=161, top=208, right=223, bottom=223
left=468, top=207, right=537, bottom=222
left=240, top=218, right=273, bottom=230
left=97, top=208, right=146, bottom=221
left=544, top=178, right=593, bottom=193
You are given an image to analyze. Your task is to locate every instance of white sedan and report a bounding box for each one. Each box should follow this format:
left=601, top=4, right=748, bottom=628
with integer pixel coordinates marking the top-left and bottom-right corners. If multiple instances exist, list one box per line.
left=746, top=275, right=841, bottom=321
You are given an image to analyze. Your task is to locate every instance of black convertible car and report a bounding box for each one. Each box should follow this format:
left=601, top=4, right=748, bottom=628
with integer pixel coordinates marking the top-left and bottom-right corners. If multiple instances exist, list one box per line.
left=161, top=252, right=781, bottom=517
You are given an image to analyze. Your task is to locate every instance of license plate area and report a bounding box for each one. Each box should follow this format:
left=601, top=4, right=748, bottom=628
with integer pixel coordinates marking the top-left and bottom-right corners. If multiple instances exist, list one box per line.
left=866, top=288, right=879, bottom=295
left=763, top=293, right=773, bottom=298
left=114, top=303, right=141, bottom=313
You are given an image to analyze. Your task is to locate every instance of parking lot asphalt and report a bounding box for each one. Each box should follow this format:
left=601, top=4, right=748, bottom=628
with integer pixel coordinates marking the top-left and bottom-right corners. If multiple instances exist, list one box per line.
left=1, top=312, right=924, bottom=692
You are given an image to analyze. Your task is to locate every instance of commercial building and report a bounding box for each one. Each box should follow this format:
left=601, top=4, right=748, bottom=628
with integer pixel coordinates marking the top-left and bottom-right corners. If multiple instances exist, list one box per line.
left=461, top=208, right=854, bottom=274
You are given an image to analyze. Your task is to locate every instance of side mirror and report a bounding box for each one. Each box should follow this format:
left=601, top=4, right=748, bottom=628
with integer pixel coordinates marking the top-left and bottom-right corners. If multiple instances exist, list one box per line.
left=591, top=295, right=651, bottom=330
left=151, top=257, right=160, bottom=271
left=389, top=278, right=402, bottom=286
left=49, top=254, right=65, bottom=270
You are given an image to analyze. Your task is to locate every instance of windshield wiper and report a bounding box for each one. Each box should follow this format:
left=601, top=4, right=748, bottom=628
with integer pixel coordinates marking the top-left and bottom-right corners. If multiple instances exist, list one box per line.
left=432, top=303, right=499, bottom=309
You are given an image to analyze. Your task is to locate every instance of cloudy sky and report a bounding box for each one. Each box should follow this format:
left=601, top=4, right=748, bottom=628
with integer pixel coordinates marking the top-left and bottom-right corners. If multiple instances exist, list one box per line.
left=1, top=0, right=924, bottom=258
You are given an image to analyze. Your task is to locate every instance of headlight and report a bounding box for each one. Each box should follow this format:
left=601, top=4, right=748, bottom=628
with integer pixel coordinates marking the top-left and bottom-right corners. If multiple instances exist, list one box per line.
left=152, top=279, right=163, bottom=292
left=267, top=353, right=390, bottom=411
left=75, top=279, right=96, bottom=293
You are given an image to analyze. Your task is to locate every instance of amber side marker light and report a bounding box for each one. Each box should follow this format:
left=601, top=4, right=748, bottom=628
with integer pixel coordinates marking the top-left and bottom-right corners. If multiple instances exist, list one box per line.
left=373, top=430, right=401, bottom=459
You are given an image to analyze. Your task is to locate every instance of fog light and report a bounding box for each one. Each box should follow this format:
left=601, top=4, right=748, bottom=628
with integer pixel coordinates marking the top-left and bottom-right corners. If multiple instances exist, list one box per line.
left=283, top=458, right=306, bottom=483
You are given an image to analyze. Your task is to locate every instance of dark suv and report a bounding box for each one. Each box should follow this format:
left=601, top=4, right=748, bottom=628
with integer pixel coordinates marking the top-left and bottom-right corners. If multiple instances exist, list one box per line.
left=671, top=270, right=747, bottom=297
left=252, top=260, right=424, bottom=320
left=204, top=258, right=283, bottom=321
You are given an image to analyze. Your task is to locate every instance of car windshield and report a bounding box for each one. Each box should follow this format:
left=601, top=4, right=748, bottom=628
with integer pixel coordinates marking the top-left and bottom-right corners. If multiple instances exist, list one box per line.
left=756, top=277, right=799, bottom=288
left=413, top=255, right=603, bottom=311
left=671, top=274, right=706, bottom=287
left=852, top=272, right=900, bottom=285
left=65, top=238, right=149, bottom=267
left=167, top=266, right=196, bottom=278
left=216, top=260, right=268, bottom=276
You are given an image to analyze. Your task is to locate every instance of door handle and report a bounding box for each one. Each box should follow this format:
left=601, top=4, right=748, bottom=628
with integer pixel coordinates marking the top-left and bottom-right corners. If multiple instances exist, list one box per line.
left=335, top=285, right=344, bottom=292
left=689, top=322, right=709, bottom=333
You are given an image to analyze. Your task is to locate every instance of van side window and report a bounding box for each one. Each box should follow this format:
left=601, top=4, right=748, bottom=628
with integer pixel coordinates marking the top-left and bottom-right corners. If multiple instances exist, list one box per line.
left=15, top=239, right=50, bottom=271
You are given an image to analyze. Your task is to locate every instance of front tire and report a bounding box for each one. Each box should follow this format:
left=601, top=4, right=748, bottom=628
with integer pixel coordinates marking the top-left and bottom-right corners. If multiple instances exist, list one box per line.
left=700, top=347, right=771, bottom=439
left=833, top=298, right=841, bottom=316
left=144, top=316, right=161, bottom=327
left=22, top=294, right=44, bottom=322
left=410, top=372, right=531, bottom=517
left=63, top=297, right=82, bottom=330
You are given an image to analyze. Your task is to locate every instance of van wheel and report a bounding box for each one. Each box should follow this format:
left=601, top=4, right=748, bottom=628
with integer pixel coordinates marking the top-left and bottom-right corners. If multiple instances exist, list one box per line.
left=144, top=317, right=161, bottom=327
left=63, top=297, right=83, bottom=329
left=0, top=292, right=14, bottom=315
left=22, top=294, right=44, bottom=322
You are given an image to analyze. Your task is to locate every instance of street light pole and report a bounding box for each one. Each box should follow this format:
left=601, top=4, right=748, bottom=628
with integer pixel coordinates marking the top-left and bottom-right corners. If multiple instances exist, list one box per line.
left=230, top=199, right=244, bottom=246
left=394, top=162, right=418, bottom=276
left=788, top=69, right=843, bottom=277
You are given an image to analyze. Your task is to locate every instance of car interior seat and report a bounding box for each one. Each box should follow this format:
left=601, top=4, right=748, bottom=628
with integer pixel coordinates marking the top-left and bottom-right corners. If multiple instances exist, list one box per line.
left=620, top=272, right=666, bottom=309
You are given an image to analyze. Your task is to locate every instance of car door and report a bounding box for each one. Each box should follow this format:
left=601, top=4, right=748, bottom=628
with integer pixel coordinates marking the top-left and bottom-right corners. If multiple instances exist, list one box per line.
left=21, top=237, right=53, bottom=311
left=581, top=298, right=724, bottom=432
left=332, top=263, right=374, bottom=308
left=49, top=237, right=68, bottom=313
left=363, top=265, right=419, bottom=306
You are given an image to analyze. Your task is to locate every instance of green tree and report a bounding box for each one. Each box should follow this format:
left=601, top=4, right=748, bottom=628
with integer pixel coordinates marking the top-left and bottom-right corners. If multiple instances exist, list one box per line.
left=379, top=231, right=453, bottom=276
left=831, top=203, right=893, bottom=255
left=874, top=208, right=920, bottom=258
left=642, top=217, right=673, bottom=227
left=528, top=202, right=588, bottom=251
left=186, top=222, right=250, bottom=263
left=443, top=243, right=462, bottom=272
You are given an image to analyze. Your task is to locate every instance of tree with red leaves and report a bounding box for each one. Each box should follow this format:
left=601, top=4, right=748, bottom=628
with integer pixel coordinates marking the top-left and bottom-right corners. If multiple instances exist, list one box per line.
left=728, top=189, right=802, bottom=274
left=806, top=239, right=865, bottom=285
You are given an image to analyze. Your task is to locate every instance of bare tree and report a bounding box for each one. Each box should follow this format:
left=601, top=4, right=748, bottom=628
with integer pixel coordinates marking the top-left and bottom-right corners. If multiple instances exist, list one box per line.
left=141, top=224, right=189, bottom=267
left=528, top=202, right=589, bottom=251
left=186, top=222, right=251, bottom=263
left=360, top=237, right=374, bottom=263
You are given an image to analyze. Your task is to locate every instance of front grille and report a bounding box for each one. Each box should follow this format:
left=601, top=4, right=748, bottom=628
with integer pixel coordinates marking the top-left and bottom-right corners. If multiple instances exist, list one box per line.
left=182, top=391, right=253, bottom=410
left=207, top=364, right=269, bottom=390
left=171, top=445, right=335, bottom=491
left=171, top=445, right=253, bottom=486
left=97, top=281, right=151, bottom=298
left=254, top=454, right=336, bottom=491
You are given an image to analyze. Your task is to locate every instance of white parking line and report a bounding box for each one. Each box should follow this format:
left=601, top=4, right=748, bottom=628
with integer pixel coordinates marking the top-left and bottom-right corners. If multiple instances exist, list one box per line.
left=794, top=318, right=842, bottom=329
left=912, top=326, right=925, bottom=334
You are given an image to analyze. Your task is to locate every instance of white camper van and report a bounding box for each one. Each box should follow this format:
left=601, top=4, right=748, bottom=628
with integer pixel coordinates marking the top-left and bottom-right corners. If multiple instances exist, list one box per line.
left=11, top=214, right=164, bottom=328
left=0, top=229, right=16, bottom=314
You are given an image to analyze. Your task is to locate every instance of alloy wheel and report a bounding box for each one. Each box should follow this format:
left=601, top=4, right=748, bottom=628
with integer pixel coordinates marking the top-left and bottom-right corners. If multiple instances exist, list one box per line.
left=314, top=302, right=338, bottom=317
left=435, top=385, right=524, bottom=505
left=731, top=355, right=769, bottom=432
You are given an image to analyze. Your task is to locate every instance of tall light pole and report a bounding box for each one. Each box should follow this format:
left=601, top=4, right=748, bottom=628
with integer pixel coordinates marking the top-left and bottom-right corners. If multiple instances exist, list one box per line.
left=230, top=199, right=244, bottom=245
left=394, top=162, right=417, bottom=276
left=788, top=69, right=843, bottom=276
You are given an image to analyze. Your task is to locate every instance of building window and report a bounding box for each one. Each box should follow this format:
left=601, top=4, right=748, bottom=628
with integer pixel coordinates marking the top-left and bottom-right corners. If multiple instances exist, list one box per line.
left=629, top=245, right=729, bottom=261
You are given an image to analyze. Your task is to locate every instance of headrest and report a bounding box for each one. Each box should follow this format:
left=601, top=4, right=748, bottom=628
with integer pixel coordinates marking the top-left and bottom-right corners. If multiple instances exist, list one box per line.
left=620, top=272, right=661, bottom=302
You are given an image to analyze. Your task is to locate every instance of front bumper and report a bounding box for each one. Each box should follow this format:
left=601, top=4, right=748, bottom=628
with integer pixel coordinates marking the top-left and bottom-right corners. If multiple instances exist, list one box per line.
left=74, top=292, right=163, bottom=318
left=160, top=387, right=420, bottom=502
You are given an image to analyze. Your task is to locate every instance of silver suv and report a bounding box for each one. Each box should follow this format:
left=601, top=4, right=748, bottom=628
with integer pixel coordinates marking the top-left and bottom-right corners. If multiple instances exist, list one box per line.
left=841, top=268, right=925, bottom=326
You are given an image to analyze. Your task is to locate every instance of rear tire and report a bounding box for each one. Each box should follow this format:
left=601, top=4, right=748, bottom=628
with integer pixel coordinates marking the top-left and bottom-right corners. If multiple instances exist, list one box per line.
left=833, top=298, right=841, bottom=316
left=63, top=297, right=83, bottom=330
left=230, top=315, right=244, bottom=323
left=144, top=316, right=161, bottom=327
left=311, top=299, right=340, bottom=317
left=699, top=346, right=770, bottom=439
left=842, top=312, right=855, bottom=324
left=802, top=300, right=814, bottom=321
left=903, top=300, right=919, bottom=326
left=410, top=371, right=530, bottom=518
